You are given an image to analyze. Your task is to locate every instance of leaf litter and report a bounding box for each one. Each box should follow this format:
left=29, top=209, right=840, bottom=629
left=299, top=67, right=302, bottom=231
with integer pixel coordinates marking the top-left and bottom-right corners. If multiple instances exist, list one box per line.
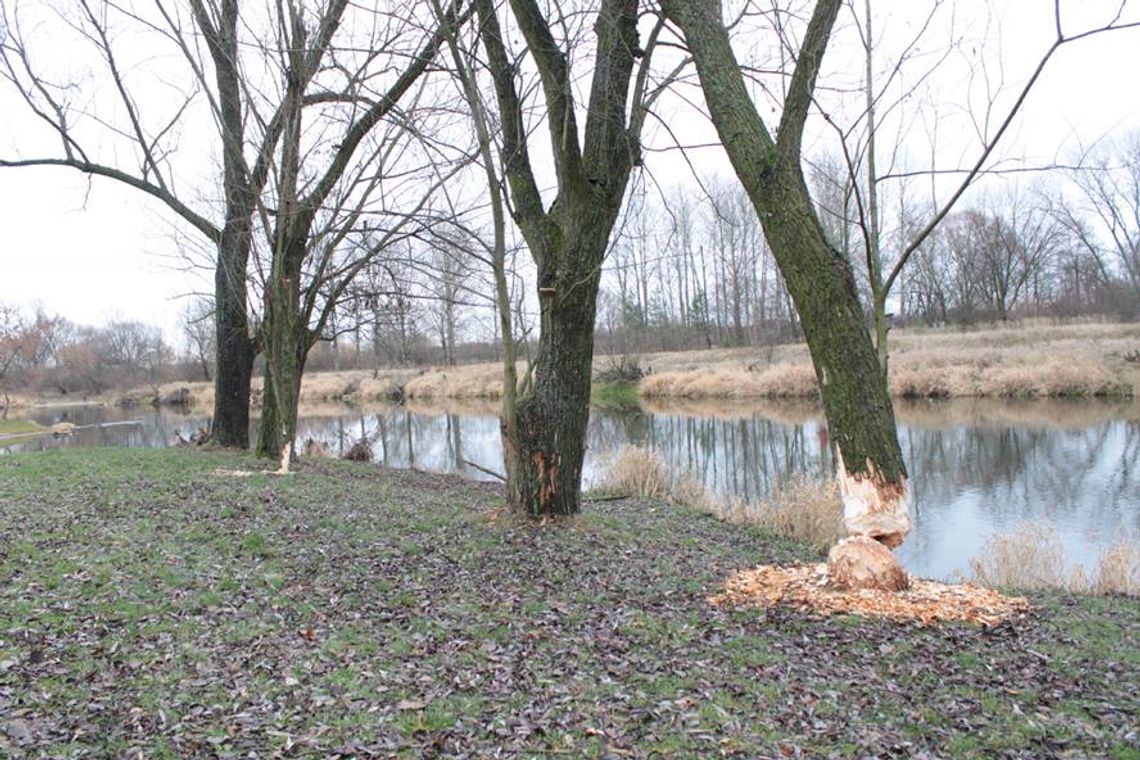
left=0, top=449, right=1137, bottom=758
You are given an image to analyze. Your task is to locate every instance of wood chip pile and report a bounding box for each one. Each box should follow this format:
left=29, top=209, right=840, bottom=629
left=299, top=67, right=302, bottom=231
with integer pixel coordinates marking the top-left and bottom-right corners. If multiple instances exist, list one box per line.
left=710, top=563, right=1031, bottom=627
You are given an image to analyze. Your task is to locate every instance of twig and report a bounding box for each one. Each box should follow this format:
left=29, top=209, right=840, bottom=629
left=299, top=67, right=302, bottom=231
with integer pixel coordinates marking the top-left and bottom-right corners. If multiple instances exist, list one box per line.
left=461, top=458, right=506, bottom=482
left=585, top=493, right=632, bottom=502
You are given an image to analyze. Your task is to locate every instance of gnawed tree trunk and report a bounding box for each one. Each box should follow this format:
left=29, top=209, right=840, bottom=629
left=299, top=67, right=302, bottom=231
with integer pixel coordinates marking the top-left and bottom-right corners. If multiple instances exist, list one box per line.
left=663, top=0, right=910, bottom=549
left=505, top=231, right=608, bottom=515
left=475, top=0, right=643, bottom=517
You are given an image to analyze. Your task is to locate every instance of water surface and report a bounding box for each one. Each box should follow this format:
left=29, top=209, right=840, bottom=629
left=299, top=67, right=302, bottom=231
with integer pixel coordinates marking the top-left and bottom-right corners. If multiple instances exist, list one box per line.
left=6, top=398, right=1137, bottom=581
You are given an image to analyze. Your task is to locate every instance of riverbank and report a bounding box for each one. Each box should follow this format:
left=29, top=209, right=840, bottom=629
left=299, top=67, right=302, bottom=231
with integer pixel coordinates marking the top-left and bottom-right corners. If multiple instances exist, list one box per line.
left=1, top=448, right=1137, bottom=756
left=9, top=319, right=1138, bottom=412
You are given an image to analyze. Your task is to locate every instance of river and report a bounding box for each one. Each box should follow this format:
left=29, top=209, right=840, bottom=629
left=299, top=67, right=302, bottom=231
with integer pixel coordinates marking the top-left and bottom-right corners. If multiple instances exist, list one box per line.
left=5, top=397, right=1137, bottom=582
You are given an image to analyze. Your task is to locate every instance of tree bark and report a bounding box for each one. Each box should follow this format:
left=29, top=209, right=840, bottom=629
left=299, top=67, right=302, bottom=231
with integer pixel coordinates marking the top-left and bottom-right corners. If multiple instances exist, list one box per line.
left=476, top=0, right=640, bottom=516
left=505, top=232, right=606, bottom=515
left=199, top=0, right=257, bottom=448
left=663, top=0, right=909, bottom=546
left=211, top=243, right=255, bottom=447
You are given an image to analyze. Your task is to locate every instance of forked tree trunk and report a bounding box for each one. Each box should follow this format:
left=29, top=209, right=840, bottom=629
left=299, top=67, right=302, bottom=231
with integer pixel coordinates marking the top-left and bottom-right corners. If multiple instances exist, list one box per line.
left=504, top=256, right=602, bottom=516
left=474, top=0, right=642, bottom=517
left=664, top=0, right=910, bottom=546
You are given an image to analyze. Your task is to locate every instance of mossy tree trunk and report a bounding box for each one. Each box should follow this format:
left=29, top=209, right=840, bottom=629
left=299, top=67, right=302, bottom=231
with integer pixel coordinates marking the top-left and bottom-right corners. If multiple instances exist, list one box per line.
left=663, top=0, right=909, bottom=545
left=476, top=0, right=646, bottom=516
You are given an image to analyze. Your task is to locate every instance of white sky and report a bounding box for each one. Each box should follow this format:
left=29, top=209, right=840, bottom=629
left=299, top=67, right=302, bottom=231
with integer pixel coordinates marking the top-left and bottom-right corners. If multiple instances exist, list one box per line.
left=1, top=0, right=1138, bottom=345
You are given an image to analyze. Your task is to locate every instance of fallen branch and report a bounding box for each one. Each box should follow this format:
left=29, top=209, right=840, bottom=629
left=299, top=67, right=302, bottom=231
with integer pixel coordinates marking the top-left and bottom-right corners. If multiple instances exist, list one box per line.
left=461, top=458, right=506, bottom=482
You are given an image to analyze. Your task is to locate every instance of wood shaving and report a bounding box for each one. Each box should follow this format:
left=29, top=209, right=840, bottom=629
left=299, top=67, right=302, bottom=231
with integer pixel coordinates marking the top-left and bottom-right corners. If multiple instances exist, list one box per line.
left=211, top=468, right=257, bottom=478
left=710, top=563, right=1031, bottom=627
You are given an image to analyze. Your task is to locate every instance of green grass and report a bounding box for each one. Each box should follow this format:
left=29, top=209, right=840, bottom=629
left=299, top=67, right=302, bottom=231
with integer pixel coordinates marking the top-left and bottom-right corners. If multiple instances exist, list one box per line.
left=0, top=418, right=49, bottom=444
left=590, top=381, right=642, bottom=410
left=0, top=447, right=1137, bottom=757
left=0, top=419, right=46, bottom=435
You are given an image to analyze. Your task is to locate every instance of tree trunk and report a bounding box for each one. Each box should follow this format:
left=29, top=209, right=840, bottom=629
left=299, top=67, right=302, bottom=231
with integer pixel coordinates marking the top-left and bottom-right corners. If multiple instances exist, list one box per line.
left=473, top=0, right=640, bottom=516
left=256, top=251, right=307, bottom=460
left=504, top=264, right=600, bottom=516
left=755, top=166, right=909, bottom=545
left=664, top=0, right=910, bottom=546
left=211, top=234, right=255, bottom=448
left=256, top=332, right=306, bottom=460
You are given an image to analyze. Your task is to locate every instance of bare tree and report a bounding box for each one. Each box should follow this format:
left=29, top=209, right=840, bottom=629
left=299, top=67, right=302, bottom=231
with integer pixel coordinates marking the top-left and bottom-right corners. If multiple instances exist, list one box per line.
left=663, top=0, right=913, bottom=548
left=467, top=0, right=671, bottom=516
left=1, top=0, right=461, bottom=456
left=663, top=0, right=1140, bottom=557
left=1059, top=133, right=1140, bottom=316
left=181, top=296, right=215, bottom=382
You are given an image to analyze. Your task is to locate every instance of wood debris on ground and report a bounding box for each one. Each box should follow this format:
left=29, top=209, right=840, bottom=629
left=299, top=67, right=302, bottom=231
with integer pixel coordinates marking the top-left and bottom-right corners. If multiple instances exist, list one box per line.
left=210, top=468, right=257, bottom=478
left=710, top=563, right=1031, bottom=626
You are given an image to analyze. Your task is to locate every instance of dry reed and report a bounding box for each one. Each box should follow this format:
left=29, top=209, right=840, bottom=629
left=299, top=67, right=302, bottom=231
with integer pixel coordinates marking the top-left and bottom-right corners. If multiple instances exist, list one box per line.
left=715, top=478, right=842, bottom=554
left=971, top=522, right=1140, bottom=596
left=597, top=446, right=673, bottom=501
left=597, top=447, right=840, bottom=552
left=970, top=523, right=1067, bottom=590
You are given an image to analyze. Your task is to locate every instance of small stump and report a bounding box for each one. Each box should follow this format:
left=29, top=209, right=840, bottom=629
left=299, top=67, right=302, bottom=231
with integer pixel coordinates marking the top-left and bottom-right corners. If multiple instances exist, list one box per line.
left=827, top=536, right=910, bottom=592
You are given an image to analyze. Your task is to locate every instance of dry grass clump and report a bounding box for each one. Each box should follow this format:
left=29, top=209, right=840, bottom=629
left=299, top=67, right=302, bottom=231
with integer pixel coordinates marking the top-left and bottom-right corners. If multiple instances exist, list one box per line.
left=1090, top=542, right=1140, bottom=595
left=890, top=365, right=975, bottom=398
left=970, top=523, right=1066, bottom=590
left=597, top=446, right=674, bottom=500
left=640, top=364, right=818, bottom=399
left=716, top=478, right=842, bottom=554
left=298, top=371, right=407, bottom=403
left=596, top=446, right=717, bottom=511
left=404, top=364, right=507, bottom=400
left=977, top=360, right=1123, bottom=398
left=971, top=522, right=1140, bottom=596
left=754, top=363, right=820, bottom=397
left=597, top=447, right=840, bottom=552
left=669, top=473, right=716, bottom=513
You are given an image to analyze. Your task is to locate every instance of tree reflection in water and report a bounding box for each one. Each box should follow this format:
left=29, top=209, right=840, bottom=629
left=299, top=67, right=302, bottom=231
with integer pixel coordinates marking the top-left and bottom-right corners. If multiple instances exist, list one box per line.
left=6, top=398, right=1137, bottom=581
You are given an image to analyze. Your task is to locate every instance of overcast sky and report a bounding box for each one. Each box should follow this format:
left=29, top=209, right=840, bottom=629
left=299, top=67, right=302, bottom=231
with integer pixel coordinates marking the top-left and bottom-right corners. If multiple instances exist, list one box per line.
left=1, top=0, right=1138, bottom=346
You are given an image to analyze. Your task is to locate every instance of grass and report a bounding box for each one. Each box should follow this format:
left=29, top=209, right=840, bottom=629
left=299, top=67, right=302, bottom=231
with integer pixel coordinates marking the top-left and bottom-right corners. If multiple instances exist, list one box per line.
left=971, top=522, right=1140, bottom=596
left=0, top=448, right=1138, bottom=756
left=0, top=419, right=47, bottom=436
left=0, top=418, right=50, bottom=446
left=590, top=381, right=641, bottom=410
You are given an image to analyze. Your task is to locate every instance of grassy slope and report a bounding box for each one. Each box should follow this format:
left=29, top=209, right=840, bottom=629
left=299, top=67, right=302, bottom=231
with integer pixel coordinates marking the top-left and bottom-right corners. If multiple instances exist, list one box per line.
left=0, top=419, right=49, bottom=446
left=1, top=449, right=1137, bottom=758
